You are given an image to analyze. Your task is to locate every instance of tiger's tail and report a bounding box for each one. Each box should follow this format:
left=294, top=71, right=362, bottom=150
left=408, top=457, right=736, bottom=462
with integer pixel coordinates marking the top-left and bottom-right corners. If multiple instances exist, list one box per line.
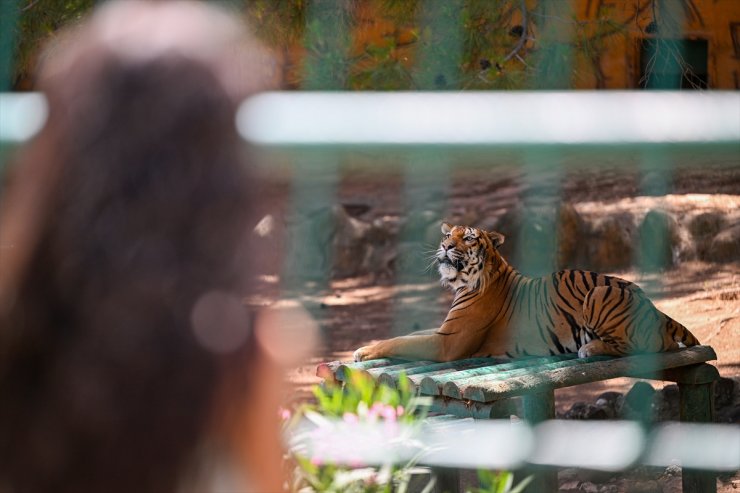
left=667, top=317, right=700, bottom=347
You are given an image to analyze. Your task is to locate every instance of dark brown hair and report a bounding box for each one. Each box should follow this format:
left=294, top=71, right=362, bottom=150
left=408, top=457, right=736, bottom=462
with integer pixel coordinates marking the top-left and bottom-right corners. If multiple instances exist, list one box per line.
left=0, top=4, right=265, bottom=492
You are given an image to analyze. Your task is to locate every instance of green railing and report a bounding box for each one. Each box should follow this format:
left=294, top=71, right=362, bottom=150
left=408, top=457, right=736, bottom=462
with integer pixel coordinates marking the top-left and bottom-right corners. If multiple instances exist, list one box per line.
left=1, top=0, right=739, bottom=483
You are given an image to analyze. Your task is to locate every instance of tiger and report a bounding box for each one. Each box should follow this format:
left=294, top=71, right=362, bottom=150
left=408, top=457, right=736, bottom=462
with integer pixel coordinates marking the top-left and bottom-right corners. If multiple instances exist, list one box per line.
left=353, top=221, right=699, bottom=362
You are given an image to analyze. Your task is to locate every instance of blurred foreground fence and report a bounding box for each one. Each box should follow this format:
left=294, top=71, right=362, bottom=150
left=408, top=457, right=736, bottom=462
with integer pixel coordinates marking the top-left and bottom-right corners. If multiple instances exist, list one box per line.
left=2, top=90, right=738, bottom=487
left=290, top=418, right=740, bottom=472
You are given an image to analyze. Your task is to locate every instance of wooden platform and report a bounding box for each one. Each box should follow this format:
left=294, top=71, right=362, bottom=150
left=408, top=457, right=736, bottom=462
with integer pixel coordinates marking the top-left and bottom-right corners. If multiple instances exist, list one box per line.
left=317, top=346, right=721, bottom=493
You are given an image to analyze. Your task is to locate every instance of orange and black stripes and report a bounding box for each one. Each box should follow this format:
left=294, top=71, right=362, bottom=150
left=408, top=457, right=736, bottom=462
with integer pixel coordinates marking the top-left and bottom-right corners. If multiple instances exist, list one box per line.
left=435, top=223, right=698, bottom=360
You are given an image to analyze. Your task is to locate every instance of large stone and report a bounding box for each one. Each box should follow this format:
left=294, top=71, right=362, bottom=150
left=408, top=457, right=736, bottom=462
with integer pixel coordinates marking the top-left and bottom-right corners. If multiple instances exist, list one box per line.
left=688, top=211, right=725, bottom=239
left=332, top=205, right=373, bottom=278
left=586, top=214, right=636, bottom=271
left=558, top=203, right=585, bottom=267
left=707, top=223, right=740, bottom=263
left=622, top=381, right=656, bottom=421
left=563, top=402, right=609, bottom=420
left=594, top=391, right=624, bottom=419
left=655, top=384, right=680, bottom=421
left=492, top=204, right=584, bottom=275
left=637, top=209, right=680, bottom=271
left=714, top=377, right=735, bottom=408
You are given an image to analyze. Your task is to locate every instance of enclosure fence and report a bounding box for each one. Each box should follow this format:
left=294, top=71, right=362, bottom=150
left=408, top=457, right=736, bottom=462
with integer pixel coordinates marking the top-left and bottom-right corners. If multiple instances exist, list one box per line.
left=1, top=0, right=740, bottom=484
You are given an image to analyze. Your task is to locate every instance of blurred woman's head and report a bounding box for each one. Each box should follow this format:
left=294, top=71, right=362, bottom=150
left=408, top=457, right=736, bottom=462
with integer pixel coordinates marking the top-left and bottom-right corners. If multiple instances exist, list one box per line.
left=0, top=2, right=282, bottom=492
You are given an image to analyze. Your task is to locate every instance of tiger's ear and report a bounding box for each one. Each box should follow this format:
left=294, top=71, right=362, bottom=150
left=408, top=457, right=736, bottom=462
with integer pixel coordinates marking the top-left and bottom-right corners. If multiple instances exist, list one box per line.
left=487, top=231, right=505, bottom=248
left=441, top=222, right=452, bottom=235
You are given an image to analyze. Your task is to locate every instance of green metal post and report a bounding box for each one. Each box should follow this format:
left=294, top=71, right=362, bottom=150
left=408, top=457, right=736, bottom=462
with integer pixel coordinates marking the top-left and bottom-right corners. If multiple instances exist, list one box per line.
left=520, top=390, right=557, bottom=493
left=392, top=0, right=463, bottom=337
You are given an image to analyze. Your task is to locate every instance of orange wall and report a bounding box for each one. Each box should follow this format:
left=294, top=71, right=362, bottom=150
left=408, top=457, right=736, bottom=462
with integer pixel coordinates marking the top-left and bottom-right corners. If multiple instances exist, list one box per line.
left=572, top=0, right=740, bottom=89
left=277, top=0, right=740, bottom=89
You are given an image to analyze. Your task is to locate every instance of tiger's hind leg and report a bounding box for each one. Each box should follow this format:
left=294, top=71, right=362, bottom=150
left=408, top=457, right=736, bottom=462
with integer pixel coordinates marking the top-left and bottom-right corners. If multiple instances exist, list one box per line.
left=578, top=286, right=681, bottom=358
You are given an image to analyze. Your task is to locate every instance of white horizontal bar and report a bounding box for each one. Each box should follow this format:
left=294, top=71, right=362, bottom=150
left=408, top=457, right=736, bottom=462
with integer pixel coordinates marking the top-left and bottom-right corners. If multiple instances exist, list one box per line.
left=289, top=418, right=740, bottom=471
left=3, top=91, right=739, bottom=147
left=237, top=91, right=740, bottom=146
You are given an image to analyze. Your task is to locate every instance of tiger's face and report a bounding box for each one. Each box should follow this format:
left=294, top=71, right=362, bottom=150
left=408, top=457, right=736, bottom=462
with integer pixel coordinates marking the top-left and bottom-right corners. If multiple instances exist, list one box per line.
left=437, top=222, right=505, bottom=291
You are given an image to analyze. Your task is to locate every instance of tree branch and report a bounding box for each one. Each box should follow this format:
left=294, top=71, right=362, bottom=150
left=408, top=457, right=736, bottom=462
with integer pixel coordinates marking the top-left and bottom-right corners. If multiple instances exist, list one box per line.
left=21, top=0, right=42, bottom=12
left=502, top=0, right=528, bottom=63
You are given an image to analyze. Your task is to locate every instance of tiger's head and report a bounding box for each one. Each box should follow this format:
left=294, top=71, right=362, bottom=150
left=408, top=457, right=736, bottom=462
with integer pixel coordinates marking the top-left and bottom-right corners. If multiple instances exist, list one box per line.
left=437, top=222, right=506, bottom=291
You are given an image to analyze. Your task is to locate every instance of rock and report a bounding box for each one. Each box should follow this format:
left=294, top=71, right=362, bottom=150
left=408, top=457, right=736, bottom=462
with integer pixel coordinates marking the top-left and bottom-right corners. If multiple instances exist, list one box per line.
left=708, top=223, right=740, bottom=263
left=560, top=479, right=581, bottom=492
left=662, top=464, right=681, bottom=477
left=558, top=203, right=585, bottom=267
left=598, top=486, right=618, bottom=493
left=587, top=214, right=635, bottom=270
left=287, top=205, right=398, bottom=279
left=638, top=209, right=680, bottom=271
left=714, top=377, right=737, bottom=409
left=493, top=204, right=584, bottom=275
left=332, top=205, right=373, bottom=278
left=341, top=202, right=371, bottom=218
left=626, top=480, right=662, bottom=493
left=622, top=381, right=656, bottom=421
left=655, top=385, right=680, bottom=421
left=688, top=212, right=725, bottom=239
left=559, top=468, right=580, bottom=482
left=594, top=391, right=624, bottom=419
left=580, top=481, right=599, bottom=493
left=564, top=402, right=609, bottom=420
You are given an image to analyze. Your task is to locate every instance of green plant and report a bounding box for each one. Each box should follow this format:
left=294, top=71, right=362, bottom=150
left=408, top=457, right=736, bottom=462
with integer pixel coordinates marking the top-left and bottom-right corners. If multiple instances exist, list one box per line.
left=472, top=470, right=533, bottom=493
left=284, top=370, right=433, bottom=492
left=283, top=371, right=531, bottom=492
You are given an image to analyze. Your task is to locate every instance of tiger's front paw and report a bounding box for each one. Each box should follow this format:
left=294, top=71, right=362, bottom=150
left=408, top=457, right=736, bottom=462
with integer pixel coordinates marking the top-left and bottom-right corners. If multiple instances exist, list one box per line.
left=578, top=340, right=620, bottom=358
left=352, top=346, right=370, bottom=362
left=353, top=345, right=376, bottom=362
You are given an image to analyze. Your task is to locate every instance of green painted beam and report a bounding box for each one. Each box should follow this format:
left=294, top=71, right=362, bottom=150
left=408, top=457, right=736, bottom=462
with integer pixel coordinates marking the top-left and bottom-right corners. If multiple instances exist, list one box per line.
left=334, top=358, right=405, bottom=381
left=447, top=356, right=612, bottom=399
left=419, top=354, right=579, bottom=396
left=377, top=357, right=506, bottom=388
left=366, top=360, right=436, bottom=378
left=428, top=395, right=516, bottom=420
left=462, top=346, right=717, bottom=402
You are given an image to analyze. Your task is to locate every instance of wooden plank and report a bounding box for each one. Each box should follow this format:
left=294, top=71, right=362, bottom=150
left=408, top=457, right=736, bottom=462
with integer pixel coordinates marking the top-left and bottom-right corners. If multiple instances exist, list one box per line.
left=425, top=414, right=465, bottom=423
left=316, top=360, right=342, bottom=381
left=638, top=362, right=720, bottom=385
left=463, top=346, right=717, bottom=402
left=402, top=358, right=507, bottom=388
left=443, top=356, right=612, bottom=399
left=419, top=354, right=579, bottom=396
left=334, top=358, right=405, bottom=381
left=377, top=357, right=502, bottom=388
left=428, top=396, right=517, bottom=419
left=367, top=360, right=436, bottom=378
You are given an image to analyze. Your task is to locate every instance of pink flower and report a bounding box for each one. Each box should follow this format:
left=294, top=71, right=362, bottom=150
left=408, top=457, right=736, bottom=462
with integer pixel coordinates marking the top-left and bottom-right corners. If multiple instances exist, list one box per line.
left=381, top=405, right=397, bottom=422
left=343, top=412, right=359, bottom=424
left=278, top=407, right=291, bottom=421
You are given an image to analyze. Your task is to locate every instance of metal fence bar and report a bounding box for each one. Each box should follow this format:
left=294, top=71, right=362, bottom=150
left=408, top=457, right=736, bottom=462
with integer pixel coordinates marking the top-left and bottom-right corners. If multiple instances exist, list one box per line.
left=0, top=0, right=19, bottom=92
left=278, top=0, right=351, bottom=310
left=391, top=0, right=462, bottom=337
